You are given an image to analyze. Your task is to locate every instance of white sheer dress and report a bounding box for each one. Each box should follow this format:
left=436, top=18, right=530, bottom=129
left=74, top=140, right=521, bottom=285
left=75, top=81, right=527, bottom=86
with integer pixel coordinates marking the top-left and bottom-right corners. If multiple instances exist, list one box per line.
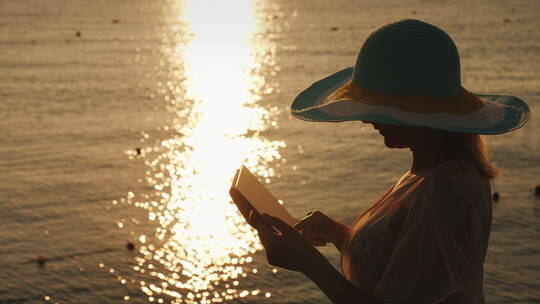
left=341, top=160, right=492, bottom=304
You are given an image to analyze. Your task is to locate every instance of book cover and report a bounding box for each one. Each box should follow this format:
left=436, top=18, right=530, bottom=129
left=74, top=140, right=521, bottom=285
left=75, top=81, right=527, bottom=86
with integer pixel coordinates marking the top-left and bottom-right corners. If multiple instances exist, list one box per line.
left=229, top=166, right=296, bottom=226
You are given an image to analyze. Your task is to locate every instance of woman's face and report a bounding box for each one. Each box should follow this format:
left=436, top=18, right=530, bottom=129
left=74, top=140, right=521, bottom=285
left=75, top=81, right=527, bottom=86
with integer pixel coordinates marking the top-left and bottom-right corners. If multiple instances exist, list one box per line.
left=366, top=122, right=427, bottom=149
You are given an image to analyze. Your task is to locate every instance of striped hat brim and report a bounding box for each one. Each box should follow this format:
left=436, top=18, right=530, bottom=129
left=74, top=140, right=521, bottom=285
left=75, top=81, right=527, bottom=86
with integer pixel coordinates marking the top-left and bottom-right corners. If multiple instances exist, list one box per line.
left=291, top=68, right=530, bottom=135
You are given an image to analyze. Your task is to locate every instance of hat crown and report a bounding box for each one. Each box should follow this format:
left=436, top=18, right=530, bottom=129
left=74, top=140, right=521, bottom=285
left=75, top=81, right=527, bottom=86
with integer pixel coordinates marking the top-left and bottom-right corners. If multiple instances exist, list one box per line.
left=353, top=19, right=461, bottom=98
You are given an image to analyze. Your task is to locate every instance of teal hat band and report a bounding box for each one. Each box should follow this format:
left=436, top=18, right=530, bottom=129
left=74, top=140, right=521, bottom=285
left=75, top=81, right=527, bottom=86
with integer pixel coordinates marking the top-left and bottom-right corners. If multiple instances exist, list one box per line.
left=352, top=19, right=461, bottom=98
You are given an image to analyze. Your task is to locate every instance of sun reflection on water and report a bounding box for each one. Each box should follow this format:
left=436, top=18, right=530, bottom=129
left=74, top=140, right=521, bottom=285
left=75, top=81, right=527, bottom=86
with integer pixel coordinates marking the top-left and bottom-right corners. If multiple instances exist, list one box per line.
left=125, top=0, right=284, bottom=302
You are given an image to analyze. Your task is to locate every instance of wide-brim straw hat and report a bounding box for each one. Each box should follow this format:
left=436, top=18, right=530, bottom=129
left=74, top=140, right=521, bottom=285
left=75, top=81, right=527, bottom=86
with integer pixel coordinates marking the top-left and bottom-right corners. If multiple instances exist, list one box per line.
left=291, top=19, right=530, bottom=135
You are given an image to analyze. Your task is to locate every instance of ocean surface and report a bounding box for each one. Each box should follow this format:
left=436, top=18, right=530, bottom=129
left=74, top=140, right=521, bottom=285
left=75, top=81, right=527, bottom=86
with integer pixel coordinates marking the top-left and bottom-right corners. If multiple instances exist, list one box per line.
left=1, top=0, right=539, bottom=303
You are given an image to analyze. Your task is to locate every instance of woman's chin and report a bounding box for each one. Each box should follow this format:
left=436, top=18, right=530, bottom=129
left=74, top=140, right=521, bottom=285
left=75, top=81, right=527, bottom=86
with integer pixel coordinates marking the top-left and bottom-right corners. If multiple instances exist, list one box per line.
left=383, top=139, right=408, bottom=149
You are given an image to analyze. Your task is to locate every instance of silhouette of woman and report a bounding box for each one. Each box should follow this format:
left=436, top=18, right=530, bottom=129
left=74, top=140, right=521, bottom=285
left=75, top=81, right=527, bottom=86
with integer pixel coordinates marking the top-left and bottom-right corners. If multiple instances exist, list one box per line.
left=249, top=19, right=530, bottom=304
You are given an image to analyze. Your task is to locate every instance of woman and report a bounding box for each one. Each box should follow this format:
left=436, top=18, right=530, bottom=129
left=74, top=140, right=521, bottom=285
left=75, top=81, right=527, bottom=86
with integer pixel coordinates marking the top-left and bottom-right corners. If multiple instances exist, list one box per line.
left=249, top=19, right=530, bottom=304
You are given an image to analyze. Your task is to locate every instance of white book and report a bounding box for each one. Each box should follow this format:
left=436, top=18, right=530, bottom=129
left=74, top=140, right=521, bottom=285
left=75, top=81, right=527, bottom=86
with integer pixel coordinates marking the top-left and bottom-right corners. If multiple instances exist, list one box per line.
left=229, top=166, right=296, bottom=227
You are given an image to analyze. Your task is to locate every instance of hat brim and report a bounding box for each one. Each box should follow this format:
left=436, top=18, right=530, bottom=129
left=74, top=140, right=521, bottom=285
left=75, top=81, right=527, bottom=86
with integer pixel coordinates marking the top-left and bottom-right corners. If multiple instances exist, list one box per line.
left=291, top=68, right=530, bottom=135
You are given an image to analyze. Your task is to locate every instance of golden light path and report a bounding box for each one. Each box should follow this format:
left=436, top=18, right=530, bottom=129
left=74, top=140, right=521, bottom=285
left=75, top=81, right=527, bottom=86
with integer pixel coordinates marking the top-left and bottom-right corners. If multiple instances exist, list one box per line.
left=129, top=0, right=284, bottom=303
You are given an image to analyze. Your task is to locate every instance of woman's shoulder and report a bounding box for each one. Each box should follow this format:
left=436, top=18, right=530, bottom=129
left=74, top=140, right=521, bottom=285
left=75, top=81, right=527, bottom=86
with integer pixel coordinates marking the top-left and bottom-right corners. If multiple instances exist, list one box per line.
left=427, top=159, right=484, bottom=183
left=423, top=159, right=492, bottom=208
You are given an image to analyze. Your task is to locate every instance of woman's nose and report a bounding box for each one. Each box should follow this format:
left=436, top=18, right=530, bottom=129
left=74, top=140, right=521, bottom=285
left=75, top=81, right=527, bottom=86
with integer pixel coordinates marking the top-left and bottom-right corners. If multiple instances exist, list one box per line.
left=361, top=120, right=380, bottom=130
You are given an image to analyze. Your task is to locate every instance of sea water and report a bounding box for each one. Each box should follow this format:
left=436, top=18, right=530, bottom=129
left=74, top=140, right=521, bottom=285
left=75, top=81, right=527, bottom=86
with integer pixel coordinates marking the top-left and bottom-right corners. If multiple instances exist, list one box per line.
left=1, top=0, right=539, bottom=303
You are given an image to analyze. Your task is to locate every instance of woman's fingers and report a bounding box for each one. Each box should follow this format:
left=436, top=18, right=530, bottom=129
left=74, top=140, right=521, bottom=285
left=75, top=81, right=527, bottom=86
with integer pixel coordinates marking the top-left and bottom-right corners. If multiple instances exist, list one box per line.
left=247, top=209, right=265, bottom=229
left=253, top=213, right=325, bottom=272
left=293, top=211, right=335, bottom=245
left=248, top=210, right=254, bottom=226
left=294, top=211, right=323, bottom=229
left=253, top=215, right=275, bottom=245
left=294, top=211, right=328, bottom=235
left=261, top=214, right=294, bottom=233
left=256, top=213, right=327, bottom=248
left=302, top=234, right=328, bottom=246
left=249, top=211, right=275, bottom=243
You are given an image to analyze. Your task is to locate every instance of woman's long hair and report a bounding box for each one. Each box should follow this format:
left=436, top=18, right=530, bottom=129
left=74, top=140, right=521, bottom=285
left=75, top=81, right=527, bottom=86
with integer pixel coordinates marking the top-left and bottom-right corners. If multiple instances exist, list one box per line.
left=441, top=132, right=500, bottom=180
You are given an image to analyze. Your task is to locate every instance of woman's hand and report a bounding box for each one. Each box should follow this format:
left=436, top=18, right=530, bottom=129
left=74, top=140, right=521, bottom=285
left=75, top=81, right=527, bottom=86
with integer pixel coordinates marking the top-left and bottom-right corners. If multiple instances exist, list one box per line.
left=251, top=212, right=379, bottom=304
left=294, top=211, right=349, bottom=250
left=250, top=212, right=325, bottom=273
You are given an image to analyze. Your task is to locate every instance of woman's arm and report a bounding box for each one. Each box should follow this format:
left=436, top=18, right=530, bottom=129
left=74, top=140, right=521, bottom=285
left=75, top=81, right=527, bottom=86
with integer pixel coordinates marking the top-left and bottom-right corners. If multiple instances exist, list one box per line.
left=302, top=248, right=382, bottom=304
left=254, top=213, right=381, bottom=304
left=329, top=217, right=349, bottom=251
